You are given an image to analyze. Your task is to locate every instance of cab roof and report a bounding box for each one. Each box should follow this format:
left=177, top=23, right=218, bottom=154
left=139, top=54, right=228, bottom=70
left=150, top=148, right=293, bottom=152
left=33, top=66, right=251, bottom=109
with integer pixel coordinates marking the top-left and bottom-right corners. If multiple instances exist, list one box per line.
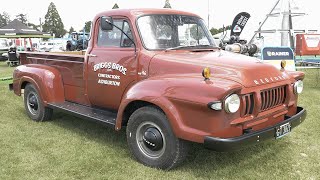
left=94, top=8, right=201, bottom=20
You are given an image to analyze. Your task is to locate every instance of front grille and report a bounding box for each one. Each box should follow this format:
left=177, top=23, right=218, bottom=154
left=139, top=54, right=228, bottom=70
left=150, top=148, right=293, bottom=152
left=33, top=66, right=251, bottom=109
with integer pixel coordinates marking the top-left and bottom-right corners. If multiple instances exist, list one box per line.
left=242, top=94, right=254, bottom=116
left=260, top=85, right=286, bottom=111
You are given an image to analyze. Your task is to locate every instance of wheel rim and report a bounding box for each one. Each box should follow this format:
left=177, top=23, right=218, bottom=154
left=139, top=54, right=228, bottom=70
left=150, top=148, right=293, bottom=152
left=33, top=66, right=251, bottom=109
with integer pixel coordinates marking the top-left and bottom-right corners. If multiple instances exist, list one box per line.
left=27, top=92, right=39, bottom=116
left=136, top=121, right=166, bottom=159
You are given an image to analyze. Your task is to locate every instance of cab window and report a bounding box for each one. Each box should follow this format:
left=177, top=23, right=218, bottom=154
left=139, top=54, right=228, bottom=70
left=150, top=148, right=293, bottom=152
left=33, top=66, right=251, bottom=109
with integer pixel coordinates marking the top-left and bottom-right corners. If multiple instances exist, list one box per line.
left=98, top=20, right=134, bottom=47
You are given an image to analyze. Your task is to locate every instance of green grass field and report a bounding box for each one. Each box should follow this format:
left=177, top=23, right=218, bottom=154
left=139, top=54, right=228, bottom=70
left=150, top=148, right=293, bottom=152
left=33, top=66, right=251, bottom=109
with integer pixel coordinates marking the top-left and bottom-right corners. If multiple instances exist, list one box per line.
left=0, top=61, right=15, bottom=80
left=0, top=62, right=319, bottom=179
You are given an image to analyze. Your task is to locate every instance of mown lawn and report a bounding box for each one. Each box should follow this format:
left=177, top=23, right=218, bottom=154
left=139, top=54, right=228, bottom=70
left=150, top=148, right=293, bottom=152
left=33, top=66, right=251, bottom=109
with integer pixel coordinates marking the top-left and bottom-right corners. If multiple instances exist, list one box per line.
left=0, top=61, right=15, bottom=80
left=0, top=62, right=319, bottom=179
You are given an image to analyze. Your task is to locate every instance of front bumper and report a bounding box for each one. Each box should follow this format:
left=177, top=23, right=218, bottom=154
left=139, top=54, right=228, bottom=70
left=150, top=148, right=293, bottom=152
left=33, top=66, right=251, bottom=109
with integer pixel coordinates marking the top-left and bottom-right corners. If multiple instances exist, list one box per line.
left=204, top=107, right=306, bottom=152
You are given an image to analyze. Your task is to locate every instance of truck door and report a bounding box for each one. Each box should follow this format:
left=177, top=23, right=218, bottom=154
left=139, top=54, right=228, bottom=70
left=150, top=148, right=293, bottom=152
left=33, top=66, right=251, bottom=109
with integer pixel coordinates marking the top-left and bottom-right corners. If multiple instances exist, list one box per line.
left=87, top=19, right=137, bottom=109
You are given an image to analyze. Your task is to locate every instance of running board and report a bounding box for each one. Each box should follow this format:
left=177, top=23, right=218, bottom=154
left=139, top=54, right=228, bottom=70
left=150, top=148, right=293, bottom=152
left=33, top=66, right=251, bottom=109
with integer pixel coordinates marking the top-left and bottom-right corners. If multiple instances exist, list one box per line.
left=48, top=102, right=117, bottom=128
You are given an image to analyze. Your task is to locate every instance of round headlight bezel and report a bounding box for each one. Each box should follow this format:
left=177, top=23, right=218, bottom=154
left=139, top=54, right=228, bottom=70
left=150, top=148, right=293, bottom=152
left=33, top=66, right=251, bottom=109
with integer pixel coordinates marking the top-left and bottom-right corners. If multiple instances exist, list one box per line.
left=294, top=80, right=303, bottom=94
left=224, top=94, right=241, bottom=113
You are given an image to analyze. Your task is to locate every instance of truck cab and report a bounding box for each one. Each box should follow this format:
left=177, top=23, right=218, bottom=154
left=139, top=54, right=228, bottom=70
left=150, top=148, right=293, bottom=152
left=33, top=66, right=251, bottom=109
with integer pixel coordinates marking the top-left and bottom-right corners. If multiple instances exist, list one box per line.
left=11, top=9, right=306, bottom=170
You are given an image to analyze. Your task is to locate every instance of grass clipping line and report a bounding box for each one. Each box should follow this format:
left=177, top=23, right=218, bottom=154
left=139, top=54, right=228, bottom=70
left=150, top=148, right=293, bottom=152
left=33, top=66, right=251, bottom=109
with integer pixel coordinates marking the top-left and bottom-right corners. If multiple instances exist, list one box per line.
left=0, top=77, right=13, bottom=81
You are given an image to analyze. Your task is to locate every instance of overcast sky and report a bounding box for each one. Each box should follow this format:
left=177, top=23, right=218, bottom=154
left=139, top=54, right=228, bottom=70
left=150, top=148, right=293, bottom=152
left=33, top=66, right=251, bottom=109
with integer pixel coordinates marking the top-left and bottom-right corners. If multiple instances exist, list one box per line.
left=2, top=0, right=319, bottom=41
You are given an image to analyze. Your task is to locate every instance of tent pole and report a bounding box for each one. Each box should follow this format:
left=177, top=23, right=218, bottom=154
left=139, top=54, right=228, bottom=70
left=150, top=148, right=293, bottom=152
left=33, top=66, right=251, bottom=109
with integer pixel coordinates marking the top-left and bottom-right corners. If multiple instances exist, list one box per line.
left=29, top=38, right=32, bottom=51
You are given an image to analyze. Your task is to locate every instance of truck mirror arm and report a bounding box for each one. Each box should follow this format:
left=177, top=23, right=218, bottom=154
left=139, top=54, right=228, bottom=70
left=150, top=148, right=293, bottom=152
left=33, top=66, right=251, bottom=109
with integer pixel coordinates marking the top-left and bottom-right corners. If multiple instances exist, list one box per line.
left=106, top=21, right=137, bottom=56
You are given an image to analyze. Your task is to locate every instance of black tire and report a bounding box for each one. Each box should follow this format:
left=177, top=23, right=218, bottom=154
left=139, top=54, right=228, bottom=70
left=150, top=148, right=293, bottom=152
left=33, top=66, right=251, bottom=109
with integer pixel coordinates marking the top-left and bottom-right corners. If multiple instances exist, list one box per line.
left=24, top=84, right=53, bottom=122
left=126, top=106, right=189, bottom=170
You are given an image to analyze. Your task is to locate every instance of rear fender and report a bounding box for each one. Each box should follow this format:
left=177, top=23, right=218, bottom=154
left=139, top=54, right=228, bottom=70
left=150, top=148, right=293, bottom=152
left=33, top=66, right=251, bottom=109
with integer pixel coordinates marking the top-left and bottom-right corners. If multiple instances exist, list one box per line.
left=13, top=64, right=65, bottom=105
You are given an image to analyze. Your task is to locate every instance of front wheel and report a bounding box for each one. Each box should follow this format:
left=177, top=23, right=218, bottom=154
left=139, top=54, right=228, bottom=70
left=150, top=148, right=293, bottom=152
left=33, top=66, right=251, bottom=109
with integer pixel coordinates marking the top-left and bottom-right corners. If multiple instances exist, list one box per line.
left=126, top=106, right=189, bottom=170
left=24, top=84, right=53, bottom=122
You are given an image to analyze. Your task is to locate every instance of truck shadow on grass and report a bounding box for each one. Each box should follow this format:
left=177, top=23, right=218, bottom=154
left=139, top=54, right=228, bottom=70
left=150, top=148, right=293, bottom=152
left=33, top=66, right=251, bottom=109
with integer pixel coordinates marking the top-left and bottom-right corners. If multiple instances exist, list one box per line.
left=50, top=112, right=128, bottom=149
left=49, top=111, right=291, bottom=175
left=183, top=141, right=289, bottom=175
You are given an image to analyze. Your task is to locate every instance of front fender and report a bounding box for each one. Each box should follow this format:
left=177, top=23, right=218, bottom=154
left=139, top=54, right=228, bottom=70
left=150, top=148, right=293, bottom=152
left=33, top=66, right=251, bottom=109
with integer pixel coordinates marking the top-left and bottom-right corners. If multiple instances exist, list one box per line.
left=13, top=64, right=65, bottom=105
left=116, top=75, right=242, bottom=143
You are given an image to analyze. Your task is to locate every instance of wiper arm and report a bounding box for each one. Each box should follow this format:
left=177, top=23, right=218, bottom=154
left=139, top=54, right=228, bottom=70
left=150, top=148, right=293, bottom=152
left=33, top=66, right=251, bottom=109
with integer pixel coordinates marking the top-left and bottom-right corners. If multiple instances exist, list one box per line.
left=165, top=45, right=217, bottom=51
left=165, top=45, right=191, bottom=51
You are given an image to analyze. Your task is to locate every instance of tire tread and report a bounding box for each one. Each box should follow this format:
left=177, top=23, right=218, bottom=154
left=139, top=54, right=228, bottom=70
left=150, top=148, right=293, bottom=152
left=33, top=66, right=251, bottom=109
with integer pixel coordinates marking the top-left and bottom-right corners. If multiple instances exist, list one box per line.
left=126, top=106, right=188, bottom=170
left=24, top=83, right=53, bottom=122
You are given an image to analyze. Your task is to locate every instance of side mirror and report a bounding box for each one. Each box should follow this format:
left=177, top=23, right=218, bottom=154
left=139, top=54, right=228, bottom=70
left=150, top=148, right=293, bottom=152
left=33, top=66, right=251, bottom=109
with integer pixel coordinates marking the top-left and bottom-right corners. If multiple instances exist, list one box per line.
left=101, top=16, right=113, bottom=31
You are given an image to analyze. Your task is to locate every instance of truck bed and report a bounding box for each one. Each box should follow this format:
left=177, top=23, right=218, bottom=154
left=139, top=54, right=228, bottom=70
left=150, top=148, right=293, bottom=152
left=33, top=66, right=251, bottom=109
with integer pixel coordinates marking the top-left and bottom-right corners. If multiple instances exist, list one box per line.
left=19, top=52, right=87, bottom=104
left=20, top=51, right=85, bottom=64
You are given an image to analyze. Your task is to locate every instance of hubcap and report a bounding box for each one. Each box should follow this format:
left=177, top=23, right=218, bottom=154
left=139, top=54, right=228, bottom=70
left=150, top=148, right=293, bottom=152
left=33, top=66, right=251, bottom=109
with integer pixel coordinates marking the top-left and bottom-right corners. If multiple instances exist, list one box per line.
left=136, top=122, right=166, bottom=158
left=27, top=92, right=39, bottom=115
left=143, top=127, right=163, bottom=151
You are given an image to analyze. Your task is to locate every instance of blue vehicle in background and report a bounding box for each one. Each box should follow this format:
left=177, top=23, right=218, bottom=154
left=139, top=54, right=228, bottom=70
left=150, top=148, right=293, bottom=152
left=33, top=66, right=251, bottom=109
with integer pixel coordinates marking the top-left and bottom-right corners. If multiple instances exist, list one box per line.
left=67, top=32, right=89, bottom=51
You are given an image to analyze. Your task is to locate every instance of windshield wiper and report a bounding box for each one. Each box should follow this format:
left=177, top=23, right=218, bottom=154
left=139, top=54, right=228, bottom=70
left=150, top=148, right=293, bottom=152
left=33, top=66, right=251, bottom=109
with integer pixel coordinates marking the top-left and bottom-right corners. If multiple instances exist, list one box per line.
left=165, top=45, right=217, bottom=51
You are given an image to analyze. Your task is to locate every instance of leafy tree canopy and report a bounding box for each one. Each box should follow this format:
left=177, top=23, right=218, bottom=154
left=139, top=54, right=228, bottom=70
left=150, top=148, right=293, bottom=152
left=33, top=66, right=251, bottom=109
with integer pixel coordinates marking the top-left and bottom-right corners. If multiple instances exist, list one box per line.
left=163, top=0, right=172, bottom=8
left=190, top=25, right=205, bottom=40
left=84, top=21, right=92, bottom=32
left=112, top=3, right=119, bottom=9
left=0, top=12, right=11, bottom=27
left=69, top=26, right=75, bottom=34
left=210, top=25, right=231, bottom=35
left=28, top=23, right=40, bottom=31
left=15, top=14, right=27, bottom=24
left=43, top=2, right=66, bottom=37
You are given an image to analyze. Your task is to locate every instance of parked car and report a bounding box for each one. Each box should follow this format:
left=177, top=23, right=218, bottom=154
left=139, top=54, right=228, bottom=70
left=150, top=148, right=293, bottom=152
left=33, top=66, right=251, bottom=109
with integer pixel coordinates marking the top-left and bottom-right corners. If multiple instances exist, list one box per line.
left=39, top=42, right=56, bottom=52
left=0, top=39, right=9, bottom=61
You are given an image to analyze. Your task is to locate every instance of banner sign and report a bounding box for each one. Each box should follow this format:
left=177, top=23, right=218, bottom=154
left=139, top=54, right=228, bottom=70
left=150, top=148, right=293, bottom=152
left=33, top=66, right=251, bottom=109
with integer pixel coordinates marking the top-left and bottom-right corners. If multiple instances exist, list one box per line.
left=304, top=34, right=320, bottom=48
left=262, top=47, right=294, bottom=60
left=230, top=12, right=251, bottom=37
left=261, top=47, right=296, bottom=71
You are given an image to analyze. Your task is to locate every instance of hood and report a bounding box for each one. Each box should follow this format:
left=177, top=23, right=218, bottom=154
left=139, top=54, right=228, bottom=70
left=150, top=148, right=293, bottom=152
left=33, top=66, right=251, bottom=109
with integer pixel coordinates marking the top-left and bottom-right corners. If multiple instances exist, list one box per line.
left=150, top=50, right=290, bottom=88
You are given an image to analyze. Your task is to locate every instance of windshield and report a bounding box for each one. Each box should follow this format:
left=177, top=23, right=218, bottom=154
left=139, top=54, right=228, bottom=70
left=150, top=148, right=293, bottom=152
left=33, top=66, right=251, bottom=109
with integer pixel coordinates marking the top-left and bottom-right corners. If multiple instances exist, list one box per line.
left=137, top=15, right=216, bottom=50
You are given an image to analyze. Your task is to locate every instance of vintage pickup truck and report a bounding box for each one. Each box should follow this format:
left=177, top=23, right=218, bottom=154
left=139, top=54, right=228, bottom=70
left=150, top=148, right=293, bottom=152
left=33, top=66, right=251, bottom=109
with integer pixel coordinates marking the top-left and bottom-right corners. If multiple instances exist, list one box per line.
left=10, top=9, right=306, bottom=169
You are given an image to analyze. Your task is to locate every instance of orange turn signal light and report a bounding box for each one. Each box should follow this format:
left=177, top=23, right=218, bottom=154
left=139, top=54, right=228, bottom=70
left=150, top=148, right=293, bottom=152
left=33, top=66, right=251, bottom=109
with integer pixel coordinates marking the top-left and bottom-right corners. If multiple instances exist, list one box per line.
left=281, top=60, right=286, bottom=69
left=202, top=67, right=211, bottom=80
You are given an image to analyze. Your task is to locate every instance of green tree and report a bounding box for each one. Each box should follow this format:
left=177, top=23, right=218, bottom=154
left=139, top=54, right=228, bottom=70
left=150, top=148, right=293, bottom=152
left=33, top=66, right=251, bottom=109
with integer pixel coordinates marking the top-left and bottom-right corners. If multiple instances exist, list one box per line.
left=163, top=0, right=172, bottom=8
left=209, top=25, right=231, bottom=35
left=28, top=23, right=40, bottom=31
left=16, top=13, right=27, bottom=25
left=84, top=21, right=92, bottom=32
left=43, top=2, right=66, bottom=37
left=69, top=26, right=75, bottom=34
left=0, top=12, right=10, bottom=27
left=190, top=25, right=205, bottom=40
left=0, top=16, right=5, bottom=27
left=112, top=3, right=119, bottom=9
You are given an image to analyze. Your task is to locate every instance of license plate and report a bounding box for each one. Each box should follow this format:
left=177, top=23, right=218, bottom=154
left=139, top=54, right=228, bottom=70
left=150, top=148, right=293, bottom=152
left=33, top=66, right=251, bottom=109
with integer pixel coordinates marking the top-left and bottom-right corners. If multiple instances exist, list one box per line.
left=275, top=122, right=291, bottom=139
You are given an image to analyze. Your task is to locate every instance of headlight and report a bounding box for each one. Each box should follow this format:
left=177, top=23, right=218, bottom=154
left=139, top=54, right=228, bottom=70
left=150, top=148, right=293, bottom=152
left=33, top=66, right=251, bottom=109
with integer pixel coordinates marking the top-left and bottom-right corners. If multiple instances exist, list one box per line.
left=294, top=80, right=303, bottom=94
left=224, top=94, right=240, bottom=113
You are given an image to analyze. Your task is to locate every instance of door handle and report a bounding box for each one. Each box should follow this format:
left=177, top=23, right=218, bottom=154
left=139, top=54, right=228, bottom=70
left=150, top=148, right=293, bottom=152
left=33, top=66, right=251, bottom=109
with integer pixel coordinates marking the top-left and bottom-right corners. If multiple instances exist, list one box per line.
left=88, top=54, right=97, bottom=57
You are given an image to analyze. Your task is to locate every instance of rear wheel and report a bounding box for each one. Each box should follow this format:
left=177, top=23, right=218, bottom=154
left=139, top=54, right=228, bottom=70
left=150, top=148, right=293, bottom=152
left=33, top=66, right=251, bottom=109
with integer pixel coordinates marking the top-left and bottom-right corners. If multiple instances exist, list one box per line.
left=24, top=84, right=53, bottom=122
left=126, top=106, right=189, bottom=170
